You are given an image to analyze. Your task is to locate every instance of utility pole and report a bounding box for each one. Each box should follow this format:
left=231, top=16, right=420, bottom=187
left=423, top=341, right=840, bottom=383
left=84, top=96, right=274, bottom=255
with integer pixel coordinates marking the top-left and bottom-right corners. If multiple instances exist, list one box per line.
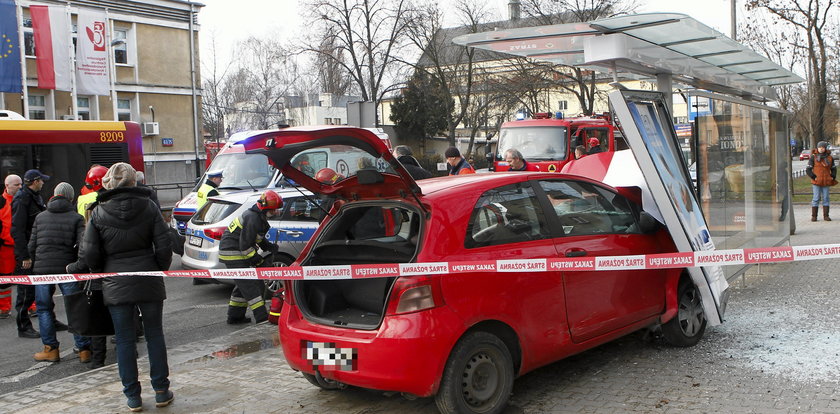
left=730, top=0, right=737, bottom=41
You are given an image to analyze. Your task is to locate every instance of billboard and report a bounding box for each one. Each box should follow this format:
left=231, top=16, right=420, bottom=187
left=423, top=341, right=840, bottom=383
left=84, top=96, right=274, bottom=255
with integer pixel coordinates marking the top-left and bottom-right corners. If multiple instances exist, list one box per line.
left=609, top=90, right=729, bottom=325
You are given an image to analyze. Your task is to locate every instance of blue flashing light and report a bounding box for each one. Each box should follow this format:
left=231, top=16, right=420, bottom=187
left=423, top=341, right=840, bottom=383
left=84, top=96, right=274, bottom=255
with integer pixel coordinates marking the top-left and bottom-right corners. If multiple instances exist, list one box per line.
left=555, top=111, right=564, bottom=119
left=515, top=112, right=526, bottom=121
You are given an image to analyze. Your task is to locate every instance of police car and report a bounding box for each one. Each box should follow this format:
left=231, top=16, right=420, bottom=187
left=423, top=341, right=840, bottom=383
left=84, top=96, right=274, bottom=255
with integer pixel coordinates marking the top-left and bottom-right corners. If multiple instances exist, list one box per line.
left=181, top=187, right=325, bottom=293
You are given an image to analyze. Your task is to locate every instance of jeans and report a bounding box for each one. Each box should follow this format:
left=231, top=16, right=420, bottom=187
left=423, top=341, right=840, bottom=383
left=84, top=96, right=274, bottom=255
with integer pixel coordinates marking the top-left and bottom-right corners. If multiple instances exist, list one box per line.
left=35, top=282, right=91, bottom=350
left=811, top=185, right=830, bottom=207
left=109, top=301, right=170, bottom=398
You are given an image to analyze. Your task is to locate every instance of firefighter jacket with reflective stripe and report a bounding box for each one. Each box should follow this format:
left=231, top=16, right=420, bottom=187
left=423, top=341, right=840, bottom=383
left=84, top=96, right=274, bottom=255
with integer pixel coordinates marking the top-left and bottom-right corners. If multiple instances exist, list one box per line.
left=196, top=180, right=220, bottom=209
left=218, top=205, right=271, bottom=262
left=449, top=158, right=475, bottom=175
left=76, top=191, right=98, bottom=218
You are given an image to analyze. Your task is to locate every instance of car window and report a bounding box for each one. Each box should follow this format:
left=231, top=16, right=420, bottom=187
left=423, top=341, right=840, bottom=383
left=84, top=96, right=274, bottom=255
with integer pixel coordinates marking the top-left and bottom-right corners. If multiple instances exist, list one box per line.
left=278, top=197, right=326, bottom=222
left=191, top=200, right=241, bottom=225
left=466, top=183, right=550, bottom=248
left=538, top=180, right=638, bottom=236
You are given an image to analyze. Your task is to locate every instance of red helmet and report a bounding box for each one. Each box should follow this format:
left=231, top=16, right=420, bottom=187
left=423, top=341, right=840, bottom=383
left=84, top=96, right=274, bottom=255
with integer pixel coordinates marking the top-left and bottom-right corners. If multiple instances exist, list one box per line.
left=257, top=190, right=283, bottom=211
left=84, top=165, right=109, bottom=191
left=588, top=137, right=600, bottom=148
left=314, top=168, right=344, bottom=184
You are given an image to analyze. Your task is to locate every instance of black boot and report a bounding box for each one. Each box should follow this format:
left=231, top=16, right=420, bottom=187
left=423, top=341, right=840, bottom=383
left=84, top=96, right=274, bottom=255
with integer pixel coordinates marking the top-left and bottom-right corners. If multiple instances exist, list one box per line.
left=812, top=206, right=819, bottom=221
left=824, top=206, right=831, bottom=221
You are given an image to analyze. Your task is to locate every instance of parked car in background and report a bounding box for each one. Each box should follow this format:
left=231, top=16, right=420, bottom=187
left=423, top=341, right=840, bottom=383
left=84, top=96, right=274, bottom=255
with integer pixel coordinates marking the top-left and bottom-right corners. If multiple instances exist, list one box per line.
left=237, top=126, right=704, bottom=414
left=800, top=149, right=811, bottom=160
left=182, top=187, right=325, bottom=295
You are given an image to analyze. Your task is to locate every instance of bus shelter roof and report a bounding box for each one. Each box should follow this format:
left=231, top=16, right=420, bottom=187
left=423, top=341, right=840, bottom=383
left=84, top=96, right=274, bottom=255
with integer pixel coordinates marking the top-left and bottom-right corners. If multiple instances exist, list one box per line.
left=452, top=13, right=803, bottom=101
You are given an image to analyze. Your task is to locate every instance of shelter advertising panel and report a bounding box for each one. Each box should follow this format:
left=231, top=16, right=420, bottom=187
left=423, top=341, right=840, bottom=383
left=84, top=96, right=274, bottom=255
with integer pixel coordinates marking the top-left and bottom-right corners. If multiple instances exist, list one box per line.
left=609, top=90, right=729, bottom=325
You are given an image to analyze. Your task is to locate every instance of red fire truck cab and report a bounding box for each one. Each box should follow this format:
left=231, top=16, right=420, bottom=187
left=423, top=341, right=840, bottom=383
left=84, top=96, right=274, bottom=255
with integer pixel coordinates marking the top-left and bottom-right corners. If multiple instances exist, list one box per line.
left=490, top=112, right=620, bottom=173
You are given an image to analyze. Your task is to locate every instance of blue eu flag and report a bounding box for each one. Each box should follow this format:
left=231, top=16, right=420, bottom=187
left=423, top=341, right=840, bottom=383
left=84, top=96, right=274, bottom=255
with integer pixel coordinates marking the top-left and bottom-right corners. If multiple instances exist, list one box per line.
left=0, top=0, right=22, bottom=93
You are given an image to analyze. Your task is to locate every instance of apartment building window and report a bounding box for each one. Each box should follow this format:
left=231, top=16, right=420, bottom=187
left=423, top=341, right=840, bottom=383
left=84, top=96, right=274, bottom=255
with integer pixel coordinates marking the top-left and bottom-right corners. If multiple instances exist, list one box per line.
left=333, top=118, right=341, bottom=125
left=28, top=95, right=46, bottom=119
left=324, top=118, right=332, bottom=125
left=77, top=97, right=90, bottom=120
left=113, top=29, right=128, bottom=64
left=117, top=99, right=131, bottom=121
left=23, top=18, right=34, bottom=56
left=558, top=100, right=568, bottom=111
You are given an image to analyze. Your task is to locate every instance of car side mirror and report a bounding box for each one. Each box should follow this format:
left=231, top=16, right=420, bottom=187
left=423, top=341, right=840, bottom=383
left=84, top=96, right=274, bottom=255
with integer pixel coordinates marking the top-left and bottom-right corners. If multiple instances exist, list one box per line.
left=638, top=211, right=660, bottom=234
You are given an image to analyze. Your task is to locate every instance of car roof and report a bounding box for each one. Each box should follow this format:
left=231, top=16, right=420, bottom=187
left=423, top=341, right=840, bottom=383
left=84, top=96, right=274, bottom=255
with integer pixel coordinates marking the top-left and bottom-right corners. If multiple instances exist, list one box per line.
left=416, top=172, right=620, bottom=200
left=207, top=187, right=312, bottom=204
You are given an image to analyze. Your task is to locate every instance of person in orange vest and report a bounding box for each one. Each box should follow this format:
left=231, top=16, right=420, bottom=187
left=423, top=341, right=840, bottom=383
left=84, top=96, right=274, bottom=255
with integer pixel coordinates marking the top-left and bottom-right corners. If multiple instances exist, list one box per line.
left=445, top=147, right=476, bottom=175
left=0, top=174, right=22, bottom=319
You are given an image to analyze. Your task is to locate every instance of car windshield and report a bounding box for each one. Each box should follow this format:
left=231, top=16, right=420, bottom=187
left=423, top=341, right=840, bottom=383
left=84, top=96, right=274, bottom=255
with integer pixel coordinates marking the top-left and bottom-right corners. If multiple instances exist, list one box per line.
left=290, top=145, right=396, bottom=184
left=191, top=200, right=241, bottom=225
left=208, top=152, right=275, bottom=189
left=498, top=126, right=567, bottom=161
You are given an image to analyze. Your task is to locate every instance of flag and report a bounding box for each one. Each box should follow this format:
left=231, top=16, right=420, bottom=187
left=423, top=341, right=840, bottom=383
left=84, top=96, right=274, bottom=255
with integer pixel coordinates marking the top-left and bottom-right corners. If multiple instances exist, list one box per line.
left=75, top=8, right=109, bottom=96
left=0, top=0, right=22, bottom=93
left=30, top=5, right=71, bottom=91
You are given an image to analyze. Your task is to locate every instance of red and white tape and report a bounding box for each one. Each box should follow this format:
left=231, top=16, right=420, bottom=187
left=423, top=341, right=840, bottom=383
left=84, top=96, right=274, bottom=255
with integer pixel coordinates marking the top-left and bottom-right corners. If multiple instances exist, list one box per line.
left=2, top=244, right=837, bottom=286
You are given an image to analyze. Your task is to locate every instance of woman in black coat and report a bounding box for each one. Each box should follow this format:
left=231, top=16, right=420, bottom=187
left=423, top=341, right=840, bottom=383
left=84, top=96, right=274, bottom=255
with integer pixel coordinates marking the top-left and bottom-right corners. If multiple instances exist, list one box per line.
left=80, top=163, right=173, bottom=411
left=28, top=182, right=90, bottom=362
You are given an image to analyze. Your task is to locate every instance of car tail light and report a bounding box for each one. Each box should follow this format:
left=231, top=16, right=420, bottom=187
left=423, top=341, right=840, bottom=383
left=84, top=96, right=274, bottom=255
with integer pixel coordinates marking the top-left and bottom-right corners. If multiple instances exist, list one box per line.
left=203, top=226, right=226, bottom=240
left=386, top=276, right=444, bottom=315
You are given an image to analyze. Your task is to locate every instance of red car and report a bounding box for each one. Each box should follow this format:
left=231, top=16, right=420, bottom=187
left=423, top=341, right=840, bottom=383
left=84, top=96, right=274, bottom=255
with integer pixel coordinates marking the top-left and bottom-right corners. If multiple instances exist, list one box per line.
left=241, top=127, right=705, bottom=414
left=800, top=149, right=811, bottom=160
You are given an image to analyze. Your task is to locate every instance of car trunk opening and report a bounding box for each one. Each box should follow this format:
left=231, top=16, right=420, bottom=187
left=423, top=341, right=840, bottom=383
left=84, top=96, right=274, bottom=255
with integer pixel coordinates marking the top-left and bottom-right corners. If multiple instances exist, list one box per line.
left=295, top=203, right=422, bottom=330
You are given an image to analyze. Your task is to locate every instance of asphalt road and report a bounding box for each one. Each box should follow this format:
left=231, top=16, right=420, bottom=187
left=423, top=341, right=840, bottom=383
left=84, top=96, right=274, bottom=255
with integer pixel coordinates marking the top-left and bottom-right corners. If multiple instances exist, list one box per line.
left=0, top=254, right=243, bottom=396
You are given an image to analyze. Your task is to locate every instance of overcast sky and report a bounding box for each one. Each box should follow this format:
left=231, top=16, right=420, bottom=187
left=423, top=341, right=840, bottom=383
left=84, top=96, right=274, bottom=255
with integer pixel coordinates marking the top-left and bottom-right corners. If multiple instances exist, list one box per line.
left=197, top=0, right=741, bottom=77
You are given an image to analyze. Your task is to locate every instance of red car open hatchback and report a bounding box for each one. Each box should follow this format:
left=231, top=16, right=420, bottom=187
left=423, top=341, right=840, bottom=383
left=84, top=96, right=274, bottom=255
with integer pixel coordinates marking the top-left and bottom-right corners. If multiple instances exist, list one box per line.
left=241, top=127, right=707, bottom=414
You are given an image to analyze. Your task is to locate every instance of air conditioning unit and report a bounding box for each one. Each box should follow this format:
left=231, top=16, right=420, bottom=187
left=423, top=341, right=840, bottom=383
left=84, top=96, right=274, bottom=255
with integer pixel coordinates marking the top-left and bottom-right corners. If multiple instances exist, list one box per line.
left=61, top=115, right=77, bottom=120
left=142, top=122, right=160, bottom=136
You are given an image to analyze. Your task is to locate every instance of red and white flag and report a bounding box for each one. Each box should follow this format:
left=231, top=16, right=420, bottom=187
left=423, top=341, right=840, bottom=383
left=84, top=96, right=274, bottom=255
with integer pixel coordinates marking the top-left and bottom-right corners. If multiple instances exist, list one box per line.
left=75, top=9, right=109, bottom=96
left=30, top=5, right=72, bottom=91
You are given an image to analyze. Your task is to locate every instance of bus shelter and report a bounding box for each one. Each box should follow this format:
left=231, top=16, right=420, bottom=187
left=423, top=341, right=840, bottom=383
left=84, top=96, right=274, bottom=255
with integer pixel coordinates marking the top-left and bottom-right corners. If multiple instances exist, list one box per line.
left=453, top=13, right=803, bottom=280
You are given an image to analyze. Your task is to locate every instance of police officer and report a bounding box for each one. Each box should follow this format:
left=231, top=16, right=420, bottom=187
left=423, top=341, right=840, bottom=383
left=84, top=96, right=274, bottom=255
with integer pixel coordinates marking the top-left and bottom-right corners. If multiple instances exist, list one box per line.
left=218, top=190, right=282, bottom=324
left=77, top=165, right=108, bottom=219
left=196, top=170, right=223, bottom=209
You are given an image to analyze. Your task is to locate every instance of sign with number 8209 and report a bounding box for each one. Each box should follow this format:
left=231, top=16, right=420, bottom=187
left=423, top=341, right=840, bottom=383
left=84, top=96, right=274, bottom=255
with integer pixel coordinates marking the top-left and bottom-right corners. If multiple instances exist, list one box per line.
left=100, top=131, right=125, bottom=142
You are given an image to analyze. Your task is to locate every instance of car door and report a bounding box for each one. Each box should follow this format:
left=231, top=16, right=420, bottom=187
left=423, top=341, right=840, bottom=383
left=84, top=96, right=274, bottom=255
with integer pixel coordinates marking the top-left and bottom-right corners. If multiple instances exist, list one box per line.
left=534, top=179, right=667, bottom=343
left=266, top=196, right=324, bottom=262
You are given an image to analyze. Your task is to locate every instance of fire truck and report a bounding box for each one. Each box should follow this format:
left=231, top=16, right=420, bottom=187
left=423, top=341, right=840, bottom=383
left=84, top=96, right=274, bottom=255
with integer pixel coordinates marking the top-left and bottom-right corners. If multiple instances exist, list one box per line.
left=489, top=112, right=622, bottom=172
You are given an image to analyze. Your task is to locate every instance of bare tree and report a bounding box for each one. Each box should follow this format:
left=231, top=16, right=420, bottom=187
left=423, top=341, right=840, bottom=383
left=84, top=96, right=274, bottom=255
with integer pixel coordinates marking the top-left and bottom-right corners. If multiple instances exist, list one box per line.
left=305, top=0, right=414, bottom=122
left=315, top=28, right=352, bottom=96
left=201, top=31, right=233, bottom=141
left=746, top=0, right=837, bottom=147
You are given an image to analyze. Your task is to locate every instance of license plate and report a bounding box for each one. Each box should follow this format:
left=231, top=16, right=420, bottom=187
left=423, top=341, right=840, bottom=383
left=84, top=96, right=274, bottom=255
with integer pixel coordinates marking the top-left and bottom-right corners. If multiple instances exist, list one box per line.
left=188, top=236, right=203, bottom=247
left=303, top=341, right=357, bottom=371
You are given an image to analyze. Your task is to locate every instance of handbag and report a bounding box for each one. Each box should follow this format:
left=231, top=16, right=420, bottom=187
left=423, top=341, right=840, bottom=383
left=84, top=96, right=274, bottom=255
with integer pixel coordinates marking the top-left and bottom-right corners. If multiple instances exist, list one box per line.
left=63, top=281, right=114, bottom=337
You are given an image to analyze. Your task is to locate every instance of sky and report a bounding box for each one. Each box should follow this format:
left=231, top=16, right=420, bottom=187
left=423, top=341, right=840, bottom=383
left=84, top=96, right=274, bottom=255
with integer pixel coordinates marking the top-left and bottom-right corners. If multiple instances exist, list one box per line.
left=196, top=0, right=742, bottom=78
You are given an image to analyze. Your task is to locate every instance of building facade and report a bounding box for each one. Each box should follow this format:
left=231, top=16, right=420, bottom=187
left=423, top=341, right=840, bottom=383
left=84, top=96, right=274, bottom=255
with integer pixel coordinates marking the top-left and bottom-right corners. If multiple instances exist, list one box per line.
left=1, top=0, right=204, bottom=185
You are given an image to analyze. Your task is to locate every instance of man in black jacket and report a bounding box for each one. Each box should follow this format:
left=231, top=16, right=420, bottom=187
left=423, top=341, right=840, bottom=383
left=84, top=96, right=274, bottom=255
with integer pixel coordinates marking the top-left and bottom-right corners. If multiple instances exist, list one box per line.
left=392, top=145, right=432, bottom=180
left=29, top=182, right=91, bottom=362
left=218, top=190, right=282, bottom=324
left=12, top=169, right=49, bottom=338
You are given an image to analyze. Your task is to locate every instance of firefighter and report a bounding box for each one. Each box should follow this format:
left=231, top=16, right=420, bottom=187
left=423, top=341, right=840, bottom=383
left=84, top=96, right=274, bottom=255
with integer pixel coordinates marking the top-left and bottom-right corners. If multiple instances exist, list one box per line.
left=218, top=190, right=282, bottom=324
left=196, top=170, right=224, bottom=209
left=76, top=165, right=108, bottom=219
left=587, top=137, right=603, bottom=155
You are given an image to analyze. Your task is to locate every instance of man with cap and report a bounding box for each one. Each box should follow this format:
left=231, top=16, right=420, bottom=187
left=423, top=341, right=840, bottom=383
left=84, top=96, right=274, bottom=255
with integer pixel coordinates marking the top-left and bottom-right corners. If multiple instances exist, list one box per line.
left=196, top=169, right=224, bottom=209
left=12, top=169, right=50, bottom=338
left=445, top=146, right=476, bottom=176
left=0, top=174, right=22, bottom=319
left=218, top=190, right=282, bottom=324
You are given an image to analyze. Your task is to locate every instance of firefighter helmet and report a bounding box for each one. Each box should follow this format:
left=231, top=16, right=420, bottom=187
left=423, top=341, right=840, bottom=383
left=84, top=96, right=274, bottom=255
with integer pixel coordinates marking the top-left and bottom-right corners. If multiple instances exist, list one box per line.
left=588, top=137, right=600, bottom=148
left=315, top=168, right=344, bottom=185
left=84, top=165, right=109, bottom=191
left=257, top=190, right=283, bottom=211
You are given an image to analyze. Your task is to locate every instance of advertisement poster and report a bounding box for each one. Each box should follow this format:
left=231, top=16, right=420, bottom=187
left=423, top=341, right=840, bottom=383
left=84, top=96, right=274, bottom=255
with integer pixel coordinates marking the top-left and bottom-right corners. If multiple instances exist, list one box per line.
left=609, top=90, right=729, bottom=325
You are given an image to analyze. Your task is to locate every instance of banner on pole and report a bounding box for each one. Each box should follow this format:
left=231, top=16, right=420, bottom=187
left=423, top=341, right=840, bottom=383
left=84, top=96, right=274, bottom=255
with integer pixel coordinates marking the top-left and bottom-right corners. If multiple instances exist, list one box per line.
left=75, top=8, right=109, bottom=96
left=0, top=0, right=22, bottom=93
left=31, top=5, right=71, bottom=91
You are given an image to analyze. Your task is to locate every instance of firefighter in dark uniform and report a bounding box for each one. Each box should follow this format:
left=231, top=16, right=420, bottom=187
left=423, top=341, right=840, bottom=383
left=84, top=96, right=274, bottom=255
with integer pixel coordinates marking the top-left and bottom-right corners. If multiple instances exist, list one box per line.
left=218, top=190, right=282, bottom=324
left=196, top=170, right=223, bottom=209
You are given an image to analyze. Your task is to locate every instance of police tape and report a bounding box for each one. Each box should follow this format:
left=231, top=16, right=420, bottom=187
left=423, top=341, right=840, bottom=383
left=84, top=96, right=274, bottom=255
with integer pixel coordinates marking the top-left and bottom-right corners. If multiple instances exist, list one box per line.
left=2, top=243, right=838, bottom=286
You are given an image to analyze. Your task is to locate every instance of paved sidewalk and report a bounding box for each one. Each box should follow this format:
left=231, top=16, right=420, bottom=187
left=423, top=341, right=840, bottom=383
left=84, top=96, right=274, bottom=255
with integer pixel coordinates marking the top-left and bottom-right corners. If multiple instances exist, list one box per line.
left=2, top=204, right=840, bottom=413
